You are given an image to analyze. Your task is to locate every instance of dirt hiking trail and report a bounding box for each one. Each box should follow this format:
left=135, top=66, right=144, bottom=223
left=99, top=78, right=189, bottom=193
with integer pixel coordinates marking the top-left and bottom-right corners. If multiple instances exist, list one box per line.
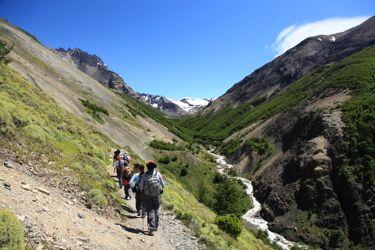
left=0, top=156, right=199, bottom=249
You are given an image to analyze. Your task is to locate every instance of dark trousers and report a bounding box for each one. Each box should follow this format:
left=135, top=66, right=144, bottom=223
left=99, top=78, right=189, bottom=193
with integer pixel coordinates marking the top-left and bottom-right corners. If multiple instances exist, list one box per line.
left=124, top=184, right=131, bottom=199
left=135, top=191, right=143, bottom=214
left=143, top=194, right=160, bottom=231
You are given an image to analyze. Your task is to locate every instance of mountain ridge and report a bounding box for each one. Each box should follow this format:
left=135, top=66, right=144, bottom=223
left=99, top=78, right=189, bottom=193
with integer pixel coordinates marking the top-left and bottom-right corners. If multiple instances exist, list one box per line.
left=205, top=16, right=375, bottom=112
left=55, top=47, right=209, bottom=116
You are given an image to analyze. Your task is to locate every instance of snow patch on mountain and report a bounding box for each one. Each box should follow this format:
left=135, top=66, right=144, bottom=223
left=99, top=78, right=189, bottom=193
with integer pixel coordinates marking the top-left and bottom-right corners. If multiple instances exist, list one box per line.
left=139, top=93, right=210, bottom=115
left=168, top=97, right=210, bottom=112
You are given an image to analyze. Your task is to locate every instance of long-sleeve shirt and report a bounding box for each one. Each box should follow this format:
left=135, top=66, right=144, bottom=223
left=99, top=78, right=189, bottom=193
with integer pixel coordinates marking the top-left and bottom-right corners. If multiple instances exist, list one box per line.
left=130, top=173, right=143, bottom=188
left=139, top=170, right=165, bottom=192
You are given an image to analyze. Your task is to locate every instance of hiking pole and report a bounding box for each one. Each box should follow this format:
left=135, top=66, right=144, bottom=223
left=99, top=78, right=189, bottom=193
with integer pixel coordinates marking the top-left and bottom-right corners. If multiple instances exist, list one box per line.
left=142, top=214, right=144, bottom=233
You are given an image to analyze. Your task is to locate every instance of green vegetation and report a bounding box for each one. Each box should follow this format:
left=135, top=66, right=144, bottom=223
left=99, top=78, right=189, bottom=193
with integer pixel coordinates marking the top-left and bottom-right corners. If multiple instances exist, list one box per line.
left=0, top=40, right=13, bottom=64
left=0, top=209, right=25, bottom=250
left=0, top=62, right=118, bottom=209
left=220, top=138, right=274, bottom=158
left=89, top=188, right=109, bottom=208
left=214, top=214, right=243, bottom=238
left=158, top=152, right=251, bottom=215
left=80, top=98, right=109, bottom=124
left=149, top=139, right=180, bottom=151
left=341, top=90, right=375, bottom=188
left=213, top=177, right=251, bottom=217
left=162, top=173, right=269, bottom=249
left=176, top=46, right=375, bottom=147
left=118, top=93, right=192, bottom=142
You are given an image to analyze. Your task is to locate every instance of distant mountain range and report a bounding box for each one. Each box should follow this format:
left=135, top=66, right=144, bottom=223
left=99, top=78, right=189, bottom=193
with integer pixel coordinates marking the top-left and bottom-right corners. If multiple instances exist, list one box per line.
left=139, top=94, right=210, bottom=116
left=55, top=48, right=209, bottom=115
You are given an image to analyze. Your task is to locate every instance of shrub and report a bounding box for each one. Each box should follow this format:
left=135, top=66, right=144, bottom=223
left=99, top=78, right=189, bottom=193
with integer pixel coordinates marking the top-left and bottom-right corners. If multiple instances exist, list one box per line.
left=214, top=214, right=243, bottom=238
left=149, top=139, right=179, bottom=151
left=0, top=210, right=25, bottom=249
left=213, top=178, right=251, bottom=217
left=176, top=211, right=194, bottom=224
left=89, top=188, right=108, bottom=208
left=23, top=124, right=46, bottom=142
left=158, top=155, right=170, bottom=164
left=80, top=99, right=109, bottom=124
left=0, top=40, right=13, bottom=64
left=180, top=167, right=188, bottom=176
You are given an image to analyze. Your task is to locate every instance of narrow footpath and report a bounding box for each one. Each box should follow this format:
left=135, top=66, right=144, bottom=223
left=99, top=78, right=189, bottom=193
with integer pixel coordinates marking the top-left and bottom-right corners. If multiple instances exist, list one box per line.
left=0, top=153, right=199, bottom=249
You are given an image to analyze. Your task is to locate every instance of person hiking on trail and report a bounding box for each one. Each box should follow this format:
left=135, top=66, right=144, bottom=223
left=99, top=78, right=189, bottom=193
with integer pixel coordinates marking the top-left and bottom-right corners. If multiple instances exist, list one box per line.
left=139, top=160, right=165, bottom=235
left=122, top=165, right=133, bottom=200
left=113, top=149, right=121, bottom=174
left=115, top=157, right=128, bottom=188
left=130, top=163, right=145, bottom=217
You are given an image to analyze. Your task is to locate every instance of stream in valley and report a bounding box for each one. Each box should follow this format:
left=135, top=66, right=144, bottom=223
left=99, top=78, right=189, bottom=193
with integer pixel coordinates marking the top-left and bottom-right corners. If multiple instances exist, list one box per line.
left=210, top=151, right=295, bottom=250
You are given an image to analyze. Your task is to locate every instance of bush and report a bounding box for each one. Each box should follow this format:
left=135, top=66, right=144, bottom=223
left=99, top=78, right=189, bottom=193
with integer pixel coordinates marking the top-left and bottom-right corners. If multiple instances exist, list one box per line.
left=213, top=178, right=251, bottom=217
left=180, top=167, right=188, bottom=176
left=80, top=99, right=109, bottom=124
left=176, top=211, right=194, bottom=224
left=0, top=40, right=13, bottom=64
left=0, top=210, right=25, bottom=249
left=89, top=188, right=108, bottom=208
left=214, top=214, right=243, bottom=238
left=158, top=155, right=170, bottom=164
left=23, top=124, right=46, bottom=142
left=149, top=139, right=179, bottom=151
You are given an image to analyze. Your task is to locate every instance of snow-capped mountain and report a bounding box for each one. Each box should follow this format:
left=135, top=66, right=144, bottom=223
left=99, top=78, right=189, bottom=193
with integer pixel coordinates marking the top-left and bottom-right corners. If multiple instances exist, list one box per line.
left=139, top=93, right=210, bottom=116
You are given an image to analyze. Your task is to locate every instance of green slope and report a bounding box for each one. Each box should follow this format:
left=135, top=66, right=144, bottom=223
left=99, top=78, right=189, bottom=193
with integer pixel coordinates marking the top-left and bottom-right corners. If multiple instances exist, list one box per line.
left=176, top=46, right=375, bottom=147
left=0, top=62, right=117, bottom=208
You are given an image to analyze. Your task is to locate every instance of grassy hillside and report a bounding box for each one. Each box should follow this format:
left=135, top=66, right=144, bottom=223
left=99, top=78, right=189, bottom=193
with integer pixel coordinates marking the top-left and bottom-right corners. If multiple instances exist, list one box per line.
left=176, top=46, right=375, bottom=147
left=0, top=62, right=117, bottom=208
left=0, top=61, right=270, bottom=249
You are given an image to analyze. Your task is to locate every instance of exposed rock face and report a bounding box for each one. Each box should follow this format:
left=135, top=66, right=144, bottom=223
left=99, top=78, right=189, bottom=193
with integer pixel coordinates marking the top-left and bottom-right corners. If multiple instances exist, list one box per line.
left=55, top=48, right=136, bottom=95
left=252, top=109, right=374, bottom=248
left=207, top=16, right=375, bottom=111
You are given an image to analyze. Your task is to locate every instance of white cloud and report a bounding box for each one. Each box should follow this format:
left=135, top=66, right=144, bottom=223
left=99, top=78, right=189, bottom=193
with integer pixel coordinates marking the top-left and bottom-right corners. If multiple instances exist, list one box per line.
left=272, top=16, right=369, bottom=56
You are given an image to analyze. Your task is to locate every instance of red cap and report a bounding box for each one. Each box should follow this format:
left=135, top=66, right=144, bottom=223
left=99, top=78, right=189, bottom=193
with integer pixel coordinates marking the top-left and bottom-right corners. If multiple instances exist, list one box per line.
left=146, top=160, right=156, bottom=167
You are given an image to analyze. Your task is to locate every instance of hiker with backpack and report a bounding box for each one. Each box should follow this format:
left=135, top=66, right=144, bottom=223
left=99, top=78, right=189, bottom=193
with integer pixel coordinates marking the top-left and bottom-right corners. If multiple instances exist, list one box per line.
left=130, top=163, right=145, bottom=217
left=122, top=164, right=133, bottom=200
left=139, top=160, right=165, bottom=235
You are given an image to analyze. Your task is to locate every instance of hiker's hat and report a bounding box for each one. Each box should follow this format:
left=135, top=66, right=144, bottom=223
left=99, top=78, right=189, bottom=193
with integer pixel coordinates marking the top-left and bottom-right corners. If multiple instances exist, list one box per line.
left=146, top=160, right=157, bottom=168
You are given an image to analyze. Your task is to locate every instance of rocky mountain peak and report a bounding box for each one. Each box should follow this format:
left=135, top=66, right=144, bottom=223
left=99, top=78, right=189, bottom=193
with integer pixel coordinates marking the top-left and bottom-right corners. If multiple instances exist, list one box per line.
left=55, top=47, right=136, bottom=95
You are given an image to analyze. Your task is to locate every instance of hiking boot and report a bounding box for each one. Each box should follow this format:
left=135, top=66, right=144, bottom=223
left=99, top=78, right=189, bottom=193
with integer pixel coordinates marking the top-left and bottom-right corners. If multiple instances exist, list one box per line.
left=148, top=229, right=154, bottom=236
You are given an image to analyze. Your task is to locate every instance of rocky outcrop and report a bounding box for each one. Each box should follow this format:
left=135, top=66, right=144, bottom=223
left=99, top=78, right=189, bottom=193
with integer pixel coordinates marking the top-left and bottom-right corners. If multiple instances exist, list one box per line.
left=55, top=48, right=136, bottom=95
left=252, top=109, right=374, bottom=248
left=207, top=16, right=375, bottom=111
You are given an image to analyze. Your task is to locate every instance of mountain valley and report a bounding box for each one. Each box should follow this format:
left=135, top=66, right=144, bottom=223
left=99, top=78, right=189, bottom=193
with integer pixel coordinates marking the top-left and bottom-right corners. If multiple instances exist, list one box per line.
left=0, top=15, right=374, bottom=250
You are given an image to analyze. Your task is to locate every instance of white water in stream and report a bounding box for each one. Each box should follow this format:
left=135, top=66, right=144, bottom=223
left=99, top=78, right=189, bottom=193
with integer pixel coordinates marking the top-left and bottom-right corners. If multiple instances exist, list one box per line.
left=210, top=151, right=295, bottom=250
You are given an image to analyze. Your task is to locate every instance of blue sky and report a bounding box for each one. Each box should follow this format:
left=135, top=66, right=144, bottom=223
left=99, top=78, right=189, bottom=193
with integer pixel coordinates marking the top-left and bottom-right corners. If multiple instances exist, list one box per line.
left=0, top=1, right=373, bottom=99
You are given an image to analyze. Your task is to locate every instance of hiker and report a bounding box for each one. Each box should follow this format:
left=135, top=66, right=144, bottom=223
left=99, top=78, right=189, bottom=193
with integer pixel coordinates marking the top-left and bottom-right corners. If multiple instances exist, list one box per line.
left=116, top=157, right=128, bottom=188
left=113, top=149, right=121, bottom=174
left=122, top=164, right=133, bottom=200
left=139, top=160, right=165, bottom=235
left=122, top=151, right=131, bottom=164
left=130, top=163, right=145, bottom=216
